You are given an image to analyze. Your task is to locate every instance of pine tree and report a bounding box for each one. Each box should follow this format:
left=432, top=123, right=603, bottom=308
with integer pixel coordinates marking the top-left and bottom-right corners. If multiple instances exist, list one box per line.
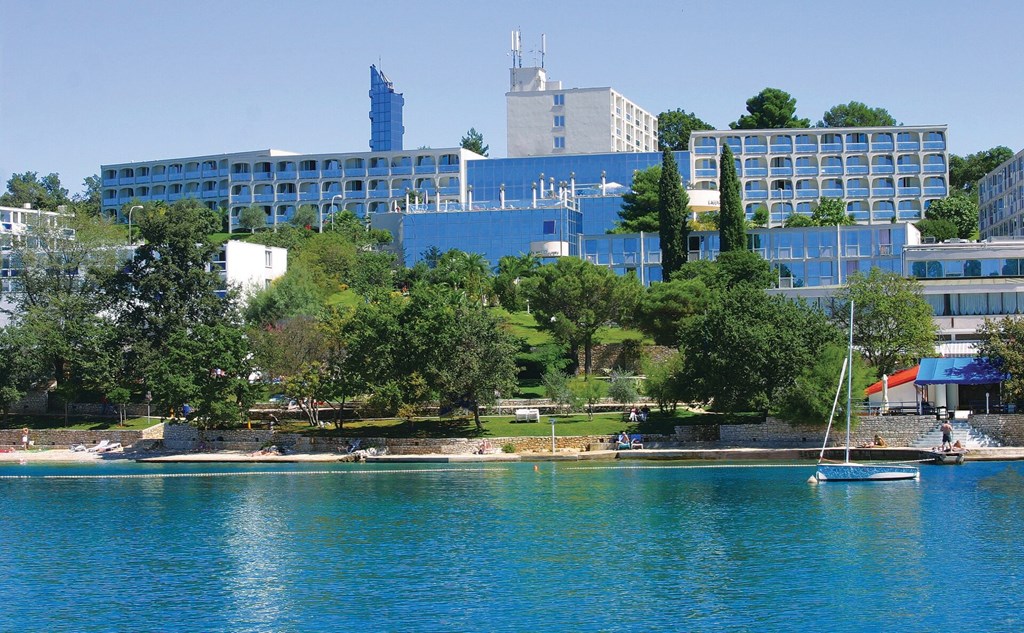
left=718, top=144, right=745, bottom=252
left=658, top=148, right=689, bottom=277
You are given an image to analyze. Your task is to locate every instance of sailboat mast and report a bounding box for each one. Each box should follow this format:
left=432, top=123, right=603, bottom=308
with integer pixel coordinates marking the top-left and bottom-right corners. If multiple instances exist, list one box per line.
left=845, top=300, right=854, bottom=464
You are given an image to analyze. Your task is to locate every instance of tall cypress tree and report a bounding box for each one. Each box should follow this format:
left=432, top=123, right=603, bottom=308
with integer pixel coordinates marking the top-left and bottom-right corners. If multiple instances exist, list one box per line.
left=658, top=148, right=690, bottom=277
left=718, top=144, right=745, bottom=252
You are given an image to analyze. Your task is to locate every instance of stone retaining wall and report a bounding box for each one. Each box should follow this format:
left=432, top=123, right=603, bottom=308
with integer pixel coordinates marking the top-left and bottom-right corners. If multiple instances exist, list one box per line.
left=965, top=414, right=1024, bottom=446
left=0, top=428, right=144, bottom=449
left=719, top=415, right=939, bottom=448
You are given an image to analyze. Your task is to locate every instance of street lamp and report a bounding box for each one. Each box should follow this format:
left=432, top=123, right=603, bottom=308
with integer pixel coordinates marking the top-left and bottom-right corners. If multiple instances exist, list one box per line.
left=127, top=205, right=143, bottom=247
left=328, top=194, right=344, bottom=232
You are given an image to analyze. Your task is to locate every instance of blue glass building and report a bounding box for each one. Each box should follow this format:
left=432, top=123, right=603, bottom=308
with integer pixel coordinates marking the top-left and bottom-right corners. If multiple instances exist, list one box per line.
left=369, top=65, right=404, bottom=152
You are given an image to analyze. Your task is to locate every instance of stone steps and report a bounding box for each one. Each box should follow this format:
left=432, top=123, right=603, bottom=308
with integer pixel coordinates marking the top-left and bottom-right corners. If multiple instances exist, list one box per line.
left=910, top=421, right=1001, bottom=449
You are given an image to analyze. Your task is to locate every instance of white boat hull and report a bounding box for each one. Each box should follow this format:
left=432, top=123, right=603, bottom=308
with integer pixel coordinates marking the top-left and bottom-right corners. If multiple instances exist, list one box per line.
left=815, top=463, right=920, bottom=482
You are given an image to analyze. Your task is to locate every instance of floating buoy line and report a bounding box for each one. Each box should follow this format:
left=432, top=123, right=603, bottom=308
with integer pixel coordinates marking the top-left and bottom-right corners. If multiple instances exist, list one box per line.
left=0, top=467, right=507, bottom=481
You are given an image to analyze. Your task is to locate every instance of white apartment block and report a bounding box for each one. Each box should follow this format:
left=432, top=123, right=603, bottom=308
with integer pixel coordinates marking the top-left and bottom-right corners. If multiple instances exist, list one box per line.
left=979, top=148, right=1024, bottom=238
left=688, top=125, right=949, bottom=226
left=211, top=240, right=288, bottom=298
left=100, top=147, right=477, bottom=231
left=506, top=65, right=657, bottom=157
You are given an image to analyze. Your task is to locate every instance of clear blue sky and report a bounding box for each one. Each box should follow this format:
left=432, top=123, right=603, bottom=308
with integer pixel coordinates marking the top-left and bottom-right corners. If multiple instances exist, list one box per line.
left=2, top=0, right=1022, bottom=198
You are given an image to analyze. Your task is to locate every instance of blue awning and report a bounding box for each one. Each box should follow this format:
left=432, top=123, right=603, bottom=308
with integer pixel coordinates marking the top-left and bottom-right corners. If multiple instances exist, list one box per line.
left=914, top=357, right=1007, bottom=385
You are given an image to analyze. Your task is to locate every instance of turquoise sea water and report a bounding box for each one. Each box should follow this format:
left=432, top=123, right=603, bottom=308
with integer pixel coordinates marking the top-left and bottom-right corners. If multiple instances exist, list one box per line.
left=2, top=460, right=1023, bottom=632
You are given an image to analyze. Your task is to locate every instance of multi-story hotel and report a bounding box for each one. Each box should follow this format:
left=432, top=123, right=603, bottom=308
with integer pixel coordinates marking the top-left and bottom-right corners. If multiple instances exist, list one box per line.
left=688, top=126, right=949, bottom=226
left=505, top=31, right=657, bottom=158
left=978, top=148, right=1024, bottom=238
left=100, top=147, right=478, bottom=230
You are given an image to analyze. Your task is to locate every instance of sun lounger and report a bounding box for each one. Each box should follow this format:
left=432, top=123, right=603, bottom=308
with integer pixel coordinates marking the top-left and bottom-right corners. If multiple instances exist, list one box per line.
left=88, top=440, right=122, bottom=453
left=629, top=434, right=644, bottom=449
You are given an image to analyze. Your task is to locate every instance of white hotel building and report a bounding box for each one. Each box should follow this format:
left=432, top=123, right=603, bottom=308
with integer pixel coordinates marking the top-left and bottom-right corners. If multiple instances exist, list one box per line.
left=688, top=126, right=949, bottom=226
left=506, top=65, right=657, bottom=157
left=979, top=148, right=1024, bottom=238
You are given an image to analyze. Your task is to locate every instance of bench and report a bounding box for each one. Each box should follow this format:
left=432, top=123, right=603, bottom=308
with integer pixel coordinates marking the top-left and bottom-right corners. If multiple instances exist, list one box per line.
left=514, top=408, right=540, bottom=422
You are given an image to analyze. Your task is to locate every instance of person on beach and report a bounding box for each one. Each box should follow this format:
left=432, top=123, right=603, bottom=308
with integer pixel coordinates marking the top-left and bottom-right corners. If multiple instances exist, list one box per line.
left=941, top=419, right=954, bottom=451
left=22, top=428, right=29, bottom=450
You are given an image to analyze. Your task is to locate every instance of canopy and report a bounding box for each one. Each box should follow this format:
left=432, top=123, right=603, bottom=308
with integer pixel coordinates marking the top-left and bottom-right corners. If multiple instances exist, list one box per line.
left=914, top=357, right=1007, bottom=385
left=866, top=365, right=918, bottom=395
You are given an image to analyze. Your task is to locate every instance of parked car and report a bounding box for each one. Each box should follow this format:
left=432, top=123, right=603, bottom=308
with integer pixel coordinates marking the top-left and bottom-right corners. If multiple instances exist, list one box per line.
left=268, top=394, right=296, bottom=408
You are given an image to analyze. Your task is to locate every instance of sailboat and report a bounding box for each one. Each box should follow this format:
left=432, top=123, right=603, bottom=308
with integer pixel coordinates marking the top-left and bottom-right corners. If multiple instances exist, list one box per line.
left=813, top=301, right=920, bottom=482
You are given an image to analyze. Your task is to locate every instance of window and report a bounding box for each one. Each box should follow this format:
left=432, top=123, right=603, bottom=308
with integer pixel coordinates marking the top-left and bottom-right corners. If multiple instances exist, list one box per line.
left=553, top=115, right=565, bottom=127
left=543, top=220, right=556, bottom=235
left=553, top=94, right=564, bottom=106
left=265, top=250, right=273, bottom=267
left=553, top=136, right=565, bottom=149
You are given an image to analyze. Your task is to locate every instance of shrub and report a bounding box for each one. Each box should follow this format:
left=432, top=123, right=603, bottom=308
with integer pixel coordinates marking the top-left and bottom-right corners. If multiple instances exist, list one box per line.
left=501, top=442, right=517, bottom=453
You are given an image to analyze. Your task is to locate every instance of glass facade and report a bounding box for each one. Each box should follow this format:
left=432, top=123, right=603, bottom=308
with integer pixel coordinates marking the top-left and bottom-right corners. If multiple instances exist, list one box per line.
left=397, top=204, right=582, bottom=268
left=369, top=65, right=404, bottom=152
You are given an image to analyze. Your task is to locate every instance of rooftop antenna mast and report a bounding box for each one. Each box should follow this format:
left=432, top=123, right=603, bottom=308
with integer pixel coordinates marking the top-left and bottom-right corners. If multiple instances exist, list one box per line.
left=510, top=29, right=522, bottom=68
left=541, top=33, right=546, bottom=68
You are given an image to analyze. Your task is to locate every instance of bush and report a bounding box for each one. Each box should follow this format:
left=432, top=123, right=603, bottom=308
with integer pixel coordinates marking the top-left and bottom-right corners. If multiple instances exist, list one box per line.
left=501, top=442, right=517, bottom=453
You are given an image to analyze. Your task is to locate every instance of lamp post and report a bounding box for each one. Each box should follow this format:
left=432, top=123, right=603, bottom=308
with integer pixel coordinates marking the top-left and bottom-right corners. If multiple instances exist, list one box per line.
left=127, top=205, right=143, bottom=247
left=329, top=194, right=343, bottom=232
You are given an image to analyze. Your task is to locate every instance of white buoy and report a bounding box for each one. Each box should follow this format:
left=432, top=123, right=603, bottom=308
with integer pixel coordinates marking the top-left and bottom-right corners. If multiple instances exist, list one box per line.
left=807, top=475, right=818, bottom=484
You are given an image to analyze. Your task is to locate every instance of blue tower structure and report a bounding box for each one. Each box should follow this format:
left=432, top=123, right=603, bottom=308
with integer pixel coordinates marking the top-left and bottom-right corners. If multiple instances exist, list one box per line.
left=369, top=65, right=404, bottom=151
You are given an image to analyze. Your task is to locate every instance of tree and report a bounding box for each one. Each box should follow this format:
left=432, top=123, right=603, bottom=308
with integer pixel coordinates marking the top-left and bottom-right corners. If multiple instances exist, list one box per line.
left=658, top=148, right=689, bottom=277
left=950, top=146, right=1014, bottom=196
left=493, top=253, right=541, bottom=311
left=239, top=204, right=266, bottom=233
left=974, top=317, right=1024, bottom=405
left=0, top=326, right=44, bottom=419
left=817, top=102, right=898, bottom=127
left=811, top=198, right=854, bottom=226
left=925, top=191, right=978, bottom=239
left=525, top=258, right=642, bottom=376
left=636, top=278, right=712, bottom=346
left=405, top=287, right=519, bottom=430
left=730, top=88, right=810, bottom=130
left=542, top=369, right=576, bottom=414
left=678, top=290, right=841, bottom=411
left=607, top=370, right=640, bottom=409
left=71, top=175, right=103, bottom=218
left=570, top=377, right=605, bottom=420
left=718, top=144, right=745, bottom=252
left=783, top=213, right=816, bottom=228
left=290, top=204, right=318, bottom=229
left=658, top=108, right=714, bottom=151
left=3, top=213, right=124, bottom=405
left=460, top=128, right=489, bottom=156
left=108, top=199, right=255, bottom=424
left=0, top=171, right=70, bottom=210
left=643, top=352, right=686, bottom=413
left=915, top=218, right=957, bottom=242
left=832, top=268, right=936, bottom=376
left=771, top=342, right=873, bottom=425
left=615, top=165, right=661, bottom=233
left=674, top=249, right=774, bottom=293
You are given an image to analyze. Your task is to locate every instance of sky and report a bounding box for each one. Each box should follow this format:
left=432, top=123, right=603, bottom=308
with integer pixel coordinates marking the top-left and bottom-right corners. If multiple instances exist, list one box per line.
left=2, top=0, right=1023, bottom=198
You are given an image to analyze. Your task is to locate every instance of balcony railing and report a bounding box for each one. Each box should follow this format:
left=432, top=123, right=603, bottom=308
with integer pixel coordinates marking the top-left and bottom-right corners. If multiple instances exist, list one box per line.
left=897, top=165, right=921, bottom=174
left=872, top=188, right=896, bottom=196
left=694, top=146, right=717, bottom=155
left=745, top=190, right=769, bottom=200
left=923, top=141, right=946, bottom=150
left=745, top=167, right=768, bottom=177
left=898, top=187, right=922, bottom=196
left=745, top=144, right=767, bottom=154
left=846, top=187, right=869, bottom=197
left=846, top=166, right=869, bottom=175
left=872, top=165, right=894, bottom=174
left=795, top=144, right=817, bottom=153
left=769, top=168, right=793, bottom=177
left=795, top=167, right=818, bottom=176
left=695, top=168, right=718, bottom=178
left=924, top=186, right=948, bottom=196
left=796, top=189, right=819, bottom=198
left=770, top=144, right=793, bottom=153
left=299, top=170, right=319, bottom=179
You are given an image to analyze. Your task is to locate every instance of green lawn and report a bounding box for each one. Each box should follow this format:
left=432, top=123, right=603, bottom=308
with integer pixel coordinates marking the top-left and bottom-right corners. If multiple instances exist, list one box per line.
left=325, top=288, right=364, bottom=310
left=2, top=415, right=159, bottom=432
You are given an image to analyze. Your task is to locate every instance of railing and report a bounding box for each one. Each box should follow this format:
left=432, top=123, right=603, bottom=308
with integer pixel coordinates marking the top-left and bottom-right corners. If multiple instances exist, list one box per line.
left=745, top=168, right=768, bottom=177
left=695, top=168, right=718, bottom=177
left=846, top=187, right=869, bottom=197
left=794, top=167, right=818, bottom=176
left=820, top=188, right=844, bottom=198
left=924, top=186, right=948, bottom=196
left=871, top=142, right=894, bottom=151
left=872, top=165, right=894, bottom=174
left=898, top=187, right=922, bottom=196
left=391, top=166, right=413, bottom=175
left=276, top=171, right=297, bottom=180
left=872, top=187, right=896, bottom=196
left=846, top=166, right=869, bottom=175
left=846, top=142, right=868, bottom=151
left=923, top=164, right=946, bottom=173
left=821, top=166, right=844, bottom=175
left=796, top=189, right=819, bottom=198
left=769, top=144, right=793, bottom=153
left=299, top=170, right=319, bottom=179
left=820, top=143, right=842, bottom=152
left=769, top=167, right=793, bottom=177
left=744, top=190, right=769, bottom=200
left=897, top=165, right=921, bottom=174
left=897, top=142, right=921, bottom=151
left=923, top=141, right=946, bottom=150
left=745, top=144, right=767, bottom=153
left=795, top=144, right=817, bottom=153
left=694, top=146, right=717, bottom=155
